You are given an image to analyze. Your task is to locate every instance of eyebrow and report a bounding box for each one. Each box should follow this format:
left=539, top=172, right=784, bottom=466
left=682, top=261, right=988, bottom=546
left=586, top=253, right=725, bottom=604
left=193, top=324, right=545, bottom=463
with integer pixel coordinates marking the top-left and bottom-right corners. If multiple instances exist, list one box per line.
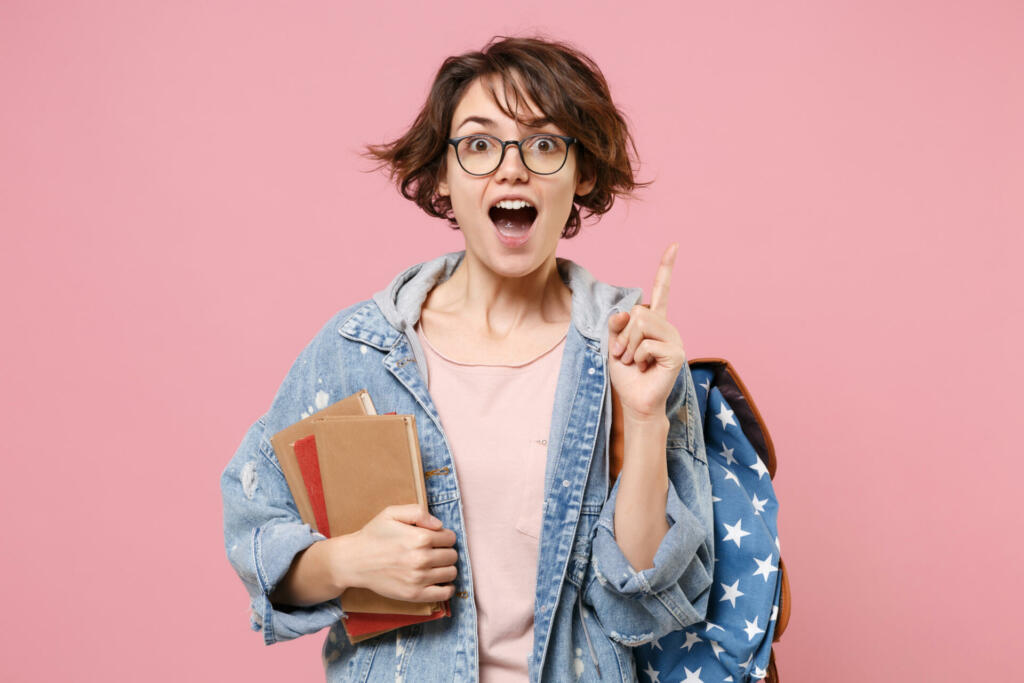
left=455, top=116, right=496, bottom=132
left=454, top=115, right=554, bottom=134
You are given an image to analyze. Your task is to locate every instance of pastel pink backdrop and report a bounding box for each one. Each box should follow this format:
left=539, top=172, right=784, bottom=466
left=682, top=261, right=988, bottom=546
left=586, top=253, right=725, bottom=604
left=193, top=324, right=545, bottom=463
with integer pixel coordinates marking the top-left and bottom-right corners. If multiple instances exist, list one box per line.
left=2, top=2, right=1020, bottom=681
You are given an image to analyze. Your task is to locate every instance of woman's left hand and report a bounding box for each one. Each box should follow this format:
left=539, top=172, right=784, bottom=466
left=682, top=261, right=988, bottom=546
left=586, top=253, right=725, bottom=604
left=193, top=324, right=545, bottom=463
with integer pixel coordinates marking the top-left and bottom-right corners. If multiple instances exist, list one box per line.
left=607, top=243, right=686, bottom=423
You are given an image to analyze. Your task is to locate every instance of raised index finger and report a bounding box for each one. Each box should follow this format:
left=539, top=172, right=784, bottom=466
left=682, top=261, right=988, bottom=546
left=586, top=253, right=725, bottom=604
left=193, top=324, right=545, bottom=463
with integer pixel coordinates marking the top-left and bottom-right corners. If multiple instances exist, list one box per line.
left=648, top=243, right=679, bottom=317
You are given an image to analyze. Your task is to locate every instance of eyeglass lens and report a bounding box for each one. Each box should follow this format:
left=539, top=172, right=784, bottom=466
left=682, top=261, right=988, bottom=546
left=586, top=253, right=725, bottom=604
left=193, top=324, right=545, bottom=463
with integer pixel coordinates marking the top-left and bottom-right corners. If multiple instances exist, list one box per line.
left=456, top=135, right=569, bottom=175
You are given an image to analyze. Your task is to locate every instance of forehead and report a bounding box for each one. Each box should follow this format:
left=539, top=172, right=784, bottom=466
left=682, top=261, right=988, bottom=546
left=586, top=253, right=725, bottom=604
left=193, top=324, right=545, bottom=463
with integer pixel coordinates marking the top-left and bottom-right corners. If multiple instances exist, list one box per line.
left=451, top=74, right=548, bottom=132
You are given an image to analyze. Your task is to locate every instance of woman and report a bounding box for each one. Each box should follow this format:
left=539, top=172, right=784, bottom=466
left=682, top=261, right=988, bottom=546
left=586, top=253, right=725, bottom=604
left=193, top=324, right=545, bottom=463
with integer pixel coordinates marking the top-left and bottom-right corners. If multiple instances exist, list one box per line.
left=221, top=36, right=714, bottom=682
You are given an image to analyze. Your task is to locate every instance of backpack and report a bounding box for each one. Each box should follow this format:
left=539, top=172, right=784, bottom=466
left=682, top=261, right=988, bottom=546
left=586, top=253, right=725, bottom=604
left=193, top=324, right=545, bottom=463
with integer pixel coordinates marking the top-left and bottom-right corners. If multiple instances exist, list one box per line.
left=617, top=358, right=791, bottom=682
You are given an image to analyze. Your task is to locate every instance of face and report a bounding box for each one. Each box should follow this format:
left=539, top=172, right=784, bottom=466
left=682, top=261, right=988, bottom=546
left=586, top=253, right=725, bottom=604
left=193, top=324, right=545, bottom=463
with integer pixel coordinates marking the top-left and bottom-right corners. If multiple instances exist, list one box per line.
left=437, top=75, right=595, bottom=278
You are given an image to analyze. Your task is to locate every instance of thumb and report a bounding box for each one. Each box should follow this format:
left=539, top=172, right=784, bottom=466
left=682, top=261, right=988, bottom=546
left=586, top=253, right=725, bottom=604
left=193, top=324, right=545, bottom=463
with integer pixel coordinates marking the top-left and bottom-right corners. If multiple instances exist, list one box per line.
left=608, top=311, right=630, bottom=334
left=387, top=504, right=441, bottom=529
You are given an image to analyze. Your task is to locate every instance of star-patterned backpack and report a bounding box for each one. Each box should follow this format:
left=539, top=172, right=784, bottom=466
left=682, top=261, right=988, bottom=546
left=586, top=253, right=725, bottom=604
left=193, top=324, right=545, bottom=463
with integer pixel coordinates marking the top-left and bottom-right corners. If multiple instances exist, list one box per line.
left=625, top=358, right=791, bottom=683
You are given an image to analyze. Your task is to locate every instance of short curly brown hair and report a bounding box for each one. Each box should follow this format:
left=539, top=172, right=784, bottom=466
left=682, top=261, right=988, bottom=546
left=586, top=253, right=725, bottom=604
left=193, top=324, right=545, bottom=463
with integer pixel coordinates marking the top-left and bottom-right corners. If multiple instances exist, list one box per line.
left=364, top=35, right=649, bottom=238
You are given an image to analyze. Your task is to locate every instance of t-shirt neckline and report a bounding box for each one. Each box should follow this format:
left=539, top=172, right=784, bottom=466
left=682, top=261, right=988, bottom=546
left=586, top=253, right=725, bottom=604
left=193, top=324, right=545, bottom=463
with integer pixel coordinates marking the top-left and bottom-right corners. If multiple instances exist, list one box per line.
left=415, top=320, right=568, bottom=369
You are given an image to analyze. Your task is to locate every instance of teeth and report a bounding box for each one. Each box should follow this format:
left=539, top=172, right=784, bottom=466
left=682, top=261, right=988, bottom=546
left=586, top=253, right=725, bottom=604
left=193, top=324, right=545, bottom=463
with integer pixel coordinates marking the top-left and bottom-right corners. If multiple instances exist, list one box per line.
left=494, top=199, right=533, bottom=210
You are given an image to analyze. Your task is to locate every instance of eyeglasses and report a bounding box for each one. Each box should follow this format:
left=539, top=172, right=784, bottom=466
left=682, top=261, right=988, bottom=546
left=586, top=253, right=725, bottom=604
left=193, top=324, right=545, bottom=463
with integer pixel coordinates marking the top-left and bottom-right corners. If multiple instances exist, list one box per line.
left=447, top=133, right=578, bottom=176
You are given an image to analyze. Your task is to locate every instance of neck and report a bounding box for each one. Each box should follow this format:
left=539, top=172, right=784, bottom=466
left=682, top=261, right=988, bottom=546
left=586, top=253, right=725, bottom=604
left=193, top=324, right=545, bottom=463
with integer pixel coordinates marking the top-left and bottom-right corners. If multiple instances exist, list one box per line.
left=429, top=250, right=572, bottom=338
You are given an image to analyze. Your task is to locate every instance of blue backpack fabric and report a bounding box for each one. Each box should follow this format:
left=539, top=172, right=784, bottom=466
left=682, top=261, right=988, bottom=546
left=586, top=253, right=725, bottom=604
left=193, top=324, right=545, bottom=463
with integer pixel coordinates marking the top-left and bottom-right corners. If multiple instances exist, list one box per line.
left=636, top=359, right=786, bottom=683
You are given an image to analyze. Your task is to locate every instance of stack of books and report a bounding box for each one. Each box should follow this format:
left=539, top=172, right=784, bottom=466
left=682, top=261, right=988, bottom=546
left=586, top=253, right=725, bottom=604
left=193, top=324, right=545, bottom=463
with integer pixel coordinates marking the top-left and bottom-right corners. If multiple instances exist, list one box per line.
left=270, top=390, right=451, bottom=643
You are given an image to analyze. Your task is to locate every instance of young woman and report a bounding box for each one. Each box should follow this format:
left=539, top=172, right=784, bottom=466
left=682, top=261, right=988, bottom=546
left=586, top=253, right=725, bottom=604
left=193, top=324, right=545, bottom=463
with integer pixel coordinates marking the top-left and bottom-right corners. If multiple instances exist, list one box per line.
left=221, top=36, right=714, bottom=682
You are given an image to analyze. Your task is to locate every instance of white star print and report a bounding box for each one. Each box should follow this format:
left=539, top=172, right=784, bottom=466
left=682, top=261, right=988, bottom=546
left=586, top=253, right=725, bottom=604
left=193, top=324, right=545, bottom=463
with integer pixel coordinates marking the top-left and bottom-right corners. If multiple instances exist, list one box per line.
left=719, top=579, right=744, bottom=608
left=753, top=554, right=779, bottom=582
left=749, top=457, right=769, bottom=480
left=642, top=661, right=660, bottom=683
left=722, top=519, right=751, bottom=548
left=650, top=636, right=662, bottom=651
left=715, top=401, right=736, bottom=429
left=708, top=640, right=725, bottom=659
left=712, top=495, right=722, bottom=503
left=775, top=536, right=781, bottom=551
left=751, top=494, right=767, bottom=515
left=719, top=442, right=737, bottom=465
left=739, top=652, right=753, bottom=671
left=721, top=465, right=741, bottom=487
left=680, top=631, right=703, bottom=651
left=771, top=604, right=779, bottom=621
left=699, top=377, right=711, bottom=394
left=703, top=620, right=724, bottom=633
left=724, top=678, right=734, bottom=682
left=743, top=616, right=765, bottom=641
left=681, top=667, right=704, bottom=683
left=753, top=665, right=768, bottom=679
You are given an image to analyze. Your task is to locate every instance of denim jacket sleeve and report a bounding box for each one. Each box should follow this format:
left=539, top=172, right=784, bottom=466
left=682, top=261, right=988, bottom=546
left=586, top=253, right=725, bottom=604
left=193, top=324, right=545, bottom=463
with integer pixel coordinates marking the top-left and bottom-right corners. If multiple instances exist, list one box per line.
left=219, top=319, right=349, bottom=645
left=583, top=361, right=715, bottom=646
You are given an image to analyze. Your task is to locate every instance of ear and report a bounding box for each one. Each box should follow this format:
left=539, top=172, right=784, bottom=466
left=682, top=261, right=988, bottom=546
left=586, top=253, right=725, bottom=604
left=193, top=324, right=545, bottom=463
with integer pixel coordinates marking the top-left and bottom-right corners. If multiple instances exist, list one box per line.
left=434, top=151, right=450, bottom=197
left=574, top=168, right=596, bottom=198
left=438, top=161, right=450, bottom=198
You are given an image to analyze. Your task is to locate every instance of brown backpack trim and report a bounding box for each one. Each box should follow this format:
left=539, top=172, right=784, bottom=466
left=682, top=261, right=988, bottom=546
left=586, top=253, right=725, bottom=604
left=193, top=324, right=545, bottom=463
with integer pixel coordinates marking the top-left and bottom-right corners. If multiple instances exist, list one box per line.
left=688, top=357, right=776, bottom=477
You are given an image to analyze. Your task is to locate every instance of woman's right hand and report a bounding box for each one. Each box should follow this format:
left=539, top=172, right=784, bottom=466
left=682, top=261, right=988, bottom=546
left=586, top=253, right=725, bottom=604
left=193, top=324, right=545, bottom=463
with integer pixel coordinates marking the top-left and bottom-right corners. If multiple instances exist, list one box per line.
left=337, top=504, right=458, bottom=603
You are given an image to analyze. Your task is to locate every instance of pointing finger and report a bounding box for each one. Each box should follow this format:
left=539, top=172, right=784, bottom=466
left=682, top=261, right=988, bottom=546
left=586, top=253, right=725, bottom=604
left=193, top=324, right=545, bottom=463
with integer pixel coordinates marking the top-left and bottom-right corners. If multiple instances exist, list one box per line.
left=649, top=243, right=678, bottom=318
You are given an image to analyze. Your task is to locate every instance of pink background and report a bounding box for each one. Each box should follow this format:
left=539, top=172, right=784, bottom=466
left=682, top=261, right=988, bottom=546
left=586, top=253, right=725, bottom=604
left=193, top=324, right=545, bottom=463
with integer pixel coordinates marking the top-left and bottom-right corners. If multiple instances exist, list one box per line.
left=2, top=1, right=1020, bottom=681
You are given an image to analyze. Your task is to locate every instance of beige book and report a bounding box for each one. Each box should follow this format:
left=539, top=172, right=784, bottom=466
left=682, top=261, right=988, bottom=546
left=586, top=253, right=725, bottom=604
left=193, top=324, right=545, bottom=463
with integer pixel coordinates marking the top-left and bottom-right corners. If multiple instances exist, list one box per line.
left=312, top=414, right=434, bottom=616
left=269, top=390, right=376, bottom=528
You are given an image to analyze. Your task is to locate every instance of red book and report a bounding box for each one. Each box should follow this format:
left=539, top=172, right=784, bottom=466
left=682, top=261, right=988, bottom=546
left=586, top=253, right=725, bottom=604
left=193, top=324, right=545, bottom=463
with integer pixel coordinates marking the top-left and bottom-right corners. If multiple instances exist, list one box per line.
left=343, top=602, right=452, bottom=637
left=293, top=435, right=330, bottom=536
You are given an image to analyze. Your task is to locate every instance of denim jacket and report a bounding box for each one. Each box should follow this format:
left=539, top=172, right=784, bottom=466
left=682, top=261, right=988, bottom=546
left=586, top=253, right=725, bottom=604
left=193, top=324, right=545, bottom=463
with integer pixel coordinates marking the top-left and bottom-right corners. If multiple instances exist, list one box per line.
left=220, top=250, right=714, bottom=682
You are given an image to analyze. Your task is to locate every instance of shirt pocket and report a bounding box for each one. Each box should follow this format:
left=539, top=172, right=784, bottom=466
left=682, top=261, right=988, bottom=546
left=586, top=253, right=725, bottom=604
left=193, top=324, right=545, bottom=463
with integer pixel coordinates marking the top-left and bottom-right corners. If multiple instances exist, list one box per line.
left=514, top=436, right=548, bottom=539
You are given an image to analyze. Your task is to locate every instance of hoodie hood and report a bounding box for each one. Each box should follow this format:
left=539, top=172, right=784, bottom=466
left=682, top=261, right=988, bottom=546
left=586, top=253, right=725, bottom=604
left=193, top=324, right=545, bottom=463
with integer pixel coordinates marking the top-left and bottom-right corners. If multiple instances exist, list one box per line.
left=370, top=250, right=643, bottom=370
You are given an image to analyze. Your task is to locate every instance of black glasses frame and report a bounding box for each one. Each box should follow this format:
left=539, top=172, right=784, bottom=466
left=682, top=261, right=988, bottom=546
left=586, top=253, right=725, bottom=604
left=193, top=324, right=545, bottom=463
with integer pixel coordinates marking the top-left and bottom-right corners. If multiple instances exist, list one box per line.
left=446, top=133, right=578, bottom=176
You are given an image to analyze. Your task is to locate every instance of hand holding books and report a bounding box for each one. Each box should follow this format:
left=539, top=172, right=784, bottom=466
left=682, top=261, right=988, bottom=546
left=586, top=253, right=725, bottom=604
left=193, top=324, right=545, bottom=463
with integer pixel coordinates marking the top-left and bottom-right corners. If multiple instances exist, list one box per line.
left=345, top=504, right=458, bottom=604
left=269, top=390, right=456, bottom=643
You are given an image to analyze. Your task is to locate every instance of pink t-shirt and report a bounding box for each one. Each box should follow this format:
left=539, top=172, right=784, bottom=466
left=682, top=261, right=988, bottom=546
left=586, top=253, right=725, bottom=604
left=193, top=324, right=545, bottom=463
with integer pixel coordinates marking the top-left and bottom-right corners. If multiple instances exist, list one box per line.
left=415, top=321, right=568, bottom=682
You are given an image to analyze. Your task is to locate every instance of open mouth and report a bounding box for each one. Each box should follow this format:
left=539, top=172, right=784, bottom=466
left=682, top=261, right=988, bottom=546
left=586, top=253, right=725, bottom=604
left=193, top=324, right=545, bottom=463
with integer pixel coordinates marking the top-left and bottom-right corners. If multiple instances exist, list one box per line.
left=489, top=205, right=538, bottom=239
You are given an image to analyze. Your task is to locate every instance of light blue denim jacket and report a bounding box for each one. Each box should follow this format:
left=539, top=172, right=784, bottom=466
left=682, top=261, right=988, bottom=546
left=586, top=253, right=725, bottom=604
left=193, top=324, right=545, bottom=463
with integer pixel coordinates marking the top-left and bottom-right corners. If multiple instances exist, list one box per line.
left=220, top=250, right=714, bottom=682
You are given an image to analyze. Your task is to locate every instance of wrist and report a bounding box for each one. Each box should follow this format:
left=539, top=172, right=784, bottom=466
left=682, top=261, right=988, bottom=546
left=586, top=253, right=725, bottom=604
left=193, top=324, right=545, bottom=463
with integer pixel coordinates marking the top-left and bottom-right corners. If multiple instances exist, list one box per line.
left=621, top=412, right=670, bottom=432
left=620, top=414, right=671, bottom=470
left=327, top=532, right=362, bottom=593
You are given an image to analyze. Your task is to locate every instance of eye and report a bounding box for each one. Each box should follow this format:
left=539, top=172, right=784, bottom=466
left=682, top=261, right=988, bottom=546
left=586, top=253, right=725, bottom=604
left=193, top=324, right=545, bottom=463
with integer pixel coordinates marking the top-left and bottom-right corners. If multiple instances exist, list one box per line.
left=527, top=136, right=561, bottom=154
left=465, top=136, right=495, bottom=153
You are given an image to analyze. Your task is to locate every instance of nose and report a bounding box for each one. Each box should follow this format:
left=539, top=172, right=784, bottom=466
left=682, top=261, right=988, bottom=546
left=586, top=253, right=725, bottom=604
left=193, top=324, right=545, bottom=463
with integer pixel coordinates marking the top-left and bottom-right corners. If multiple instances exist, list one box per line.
left=494, top=142, right=529, bottom=183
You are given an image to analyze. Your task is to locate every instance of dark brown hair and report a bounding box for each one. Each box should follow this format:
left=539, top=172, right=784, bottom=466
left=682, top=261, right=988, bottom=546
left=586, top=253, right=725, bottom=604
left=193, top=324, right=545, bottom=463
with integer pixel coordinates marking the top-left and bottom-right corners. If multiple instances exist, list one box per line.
left=364, top=35, right=649, bottom=238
